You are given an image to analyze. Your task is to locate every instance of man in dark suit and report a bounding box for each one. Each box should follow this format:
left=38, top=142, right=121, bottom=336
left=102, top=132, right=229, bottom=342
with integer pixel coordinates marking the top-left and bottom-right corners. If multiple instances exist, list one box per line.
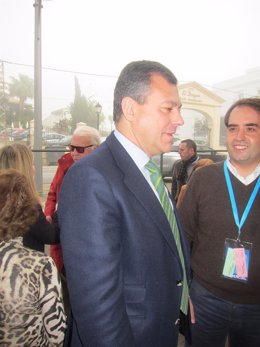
left=58, top=60, right=190, bottom=346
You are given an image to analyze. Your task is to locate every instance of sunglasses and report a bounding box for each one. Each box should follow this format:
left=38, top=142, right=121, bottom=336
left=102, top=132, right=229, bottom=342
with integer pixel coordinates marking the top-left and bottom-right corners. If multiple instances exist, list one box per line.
left=69, top=144, right=94, bottom=153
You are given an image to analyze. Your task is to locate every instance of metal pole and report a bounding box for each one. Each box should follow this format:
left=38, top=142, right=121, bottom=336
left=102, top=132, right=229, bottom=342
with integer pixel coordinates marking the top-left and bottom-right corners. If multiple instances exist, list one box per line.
left=97, top=112, right=100, bottom=130
left=33, top=0, right=43, bottom=194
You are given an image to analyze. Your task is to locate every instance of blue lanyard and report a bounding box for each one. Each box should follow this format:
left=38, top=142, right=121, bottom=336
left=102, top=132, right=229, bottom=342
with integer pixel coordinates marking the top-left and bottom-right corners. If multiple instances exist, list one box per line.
left=224, top=161, right=260, bottom=236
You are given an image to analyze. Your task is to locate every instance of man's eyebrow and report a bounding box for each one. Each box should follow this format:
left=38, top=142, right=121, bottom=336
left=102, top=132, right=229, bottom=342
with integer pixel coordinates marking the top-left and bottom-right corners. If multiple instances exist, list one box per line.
left=227, top=123, right=259, bottom=128
left=164, top=100, right=182, bottom=107
left=245, top=123, right=259, bottom=127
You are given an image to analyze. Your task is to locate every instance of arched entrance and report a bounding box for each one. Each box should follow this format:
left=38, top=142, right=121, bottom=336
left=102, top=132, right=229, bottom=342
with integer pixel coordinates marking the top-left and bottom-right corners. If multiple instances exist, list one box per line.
left=178, top=81, right=225, bottom=149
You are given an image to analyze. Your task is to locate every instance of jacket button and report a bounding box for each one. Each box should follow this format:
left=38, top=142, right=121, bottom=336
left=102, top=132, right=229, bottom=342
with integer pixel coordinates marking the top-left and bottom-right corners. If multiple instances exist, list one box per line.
left=175, top=318, right=180, bottom=326
left=176, top=280, right=183, bottom=286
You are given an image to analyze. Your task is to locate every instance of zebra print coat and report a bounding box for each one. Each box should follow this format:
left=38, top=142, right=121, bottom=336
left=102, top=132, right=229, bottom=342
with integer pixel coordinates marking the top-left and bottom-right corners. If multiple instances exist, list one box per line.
left=0, top=238, right=66, bottom=346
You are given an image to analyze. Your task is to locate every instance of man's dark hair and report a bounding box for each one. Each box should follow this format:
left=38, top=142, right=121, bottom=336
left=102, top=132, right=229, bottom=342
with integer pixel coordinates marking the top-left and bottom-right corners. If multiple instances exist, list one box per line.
left=113, top=60, right=178, bottom=122
left=224, top=97, right=260, bottom=127
left=181, top=139, right=197, bottom=154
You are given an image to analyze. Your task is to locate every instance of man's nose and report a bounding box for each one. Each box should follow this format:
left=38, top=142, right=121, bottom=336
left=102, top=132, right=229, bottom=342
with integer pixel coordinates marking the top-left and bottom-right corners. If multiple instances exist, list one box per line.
left=236, top=127, right=246, bottom=140
left=171, top=110, right=184, bottom=126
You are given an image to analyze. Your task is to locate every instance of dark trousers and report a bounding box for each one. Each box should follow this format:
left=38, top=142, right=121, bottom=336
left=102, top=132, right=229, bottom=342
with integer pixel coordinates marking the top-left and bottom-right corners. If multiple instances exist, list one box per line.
left=189, top=280, right=260, bottom=347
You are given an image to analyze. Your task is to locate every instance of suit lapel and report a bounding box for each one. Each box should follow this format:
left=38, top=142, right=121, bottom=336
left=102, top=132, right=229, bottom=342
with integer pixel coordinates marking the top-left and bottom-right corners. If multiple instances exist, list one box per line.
left=106, top=133, right=182, bottom=260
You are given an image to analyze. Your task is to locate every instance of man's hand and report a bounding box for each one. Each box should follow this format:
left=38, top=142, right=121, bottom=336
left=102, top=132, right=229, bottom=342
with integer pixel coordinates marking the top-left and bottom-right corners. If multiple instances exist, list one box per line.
left=46, top=215, right=52, bottom=223
left=189, top=298, right=195, bottom=324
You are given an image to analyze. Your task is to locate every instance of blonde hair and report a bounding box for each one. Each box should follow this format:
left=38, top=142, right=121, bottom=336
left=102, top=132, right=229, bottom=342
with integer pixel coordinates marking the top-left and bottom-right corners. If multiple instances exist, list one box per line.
left=193, top=159, right=214, bottom=171
left=0, top=169, right=39, bottom=241
left=0, top=143, right=39, bottom=203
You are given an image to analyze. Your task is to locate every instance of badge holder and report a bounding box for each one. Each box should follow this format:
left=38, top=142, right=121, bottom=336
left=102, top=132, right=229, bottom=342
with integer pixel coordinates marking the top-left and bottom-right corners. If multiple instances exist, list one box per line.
left=222, top=238, right=252, bottom=283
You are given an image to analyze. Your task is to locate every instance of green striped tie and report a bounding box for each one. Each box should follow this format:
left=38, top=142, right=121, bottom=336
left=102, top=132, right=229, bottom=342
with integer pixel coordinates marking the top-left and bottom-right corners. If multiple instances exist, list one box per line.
left=145, top=159, right=189, bottom=315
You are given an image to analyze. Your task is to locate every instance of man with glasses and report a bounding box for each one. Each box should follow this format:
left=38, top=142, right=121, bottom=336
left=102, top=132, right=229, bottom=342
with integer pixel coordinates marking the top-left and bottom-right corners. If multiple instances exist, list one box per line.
left=44, top=125, right=101, bottom=273
left=58, top=61, right=190, bottom=346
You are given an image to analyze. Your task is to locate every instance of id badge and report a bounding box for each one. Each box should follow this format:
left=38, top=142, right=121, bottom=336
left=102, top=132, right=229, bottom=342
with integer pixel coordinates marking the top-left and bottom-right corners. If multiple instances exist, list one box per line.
left=222, top=238, right=252, bottom=282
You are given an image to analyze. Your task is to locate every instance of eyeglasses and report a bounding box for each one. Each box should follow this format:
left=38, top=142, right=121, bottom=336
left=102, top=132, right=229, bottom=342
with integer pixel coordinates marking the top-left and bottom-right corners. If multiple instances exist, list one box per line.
left=69, top=144, right=94, bottom=153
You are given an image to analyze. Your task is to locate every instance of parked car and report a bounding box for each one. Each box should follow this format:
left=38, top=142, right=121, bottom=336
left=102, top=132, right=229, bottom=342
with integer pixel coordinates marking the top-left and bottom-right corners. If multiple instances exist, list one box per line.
left=42, top=132, right=66, bottom=145
left=44, top=134, right=71, bottom=165
left=152, top=151, right=181, bottom=178
left=0, top=129, right=9, bottom=140
left=0, top=128, right=29, bottom=141
left=0, top=128, right=19, bottom=140
left=13, top=129, right=29, bottom=141
left=54, top=135, right=72, bottom=148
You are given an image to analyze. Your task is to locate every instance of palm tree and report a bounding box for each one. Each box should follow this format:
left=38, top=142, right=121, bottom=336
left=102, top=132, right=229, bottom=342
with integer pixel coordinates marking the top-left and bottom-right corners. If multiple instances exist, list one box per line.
left=8, top=74, right=33, bottom=127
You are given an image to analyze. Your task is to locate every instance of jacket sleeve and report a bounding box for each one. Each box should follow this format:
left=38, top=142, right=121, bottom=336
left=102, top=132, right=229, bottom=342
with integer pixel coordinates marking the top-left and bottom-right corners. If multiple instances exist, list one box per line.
left=23, top=205, right=60, bottom=250
left=44, top=166, right=64, bottom=217
left=178, top=173, right=200, bottom=245
left=44, top=185, right=57, bottom=217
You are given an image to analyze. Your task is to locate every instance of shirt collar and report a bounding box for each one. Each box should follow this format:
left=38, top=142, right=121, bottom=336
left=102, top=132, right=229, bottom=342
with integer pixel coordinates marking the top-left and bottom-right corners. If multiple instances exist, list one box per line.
left=114, top=129, right=149, bottom=170
left=226, top=155, right=260, bottom=185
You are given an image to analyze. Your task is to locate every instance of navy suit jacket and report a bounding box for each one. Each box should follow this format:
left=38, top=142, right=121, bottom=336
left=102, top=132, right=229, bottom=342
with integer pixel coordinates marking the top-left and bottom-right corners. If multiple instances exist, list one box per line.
left=58, top=132, right=190, bottom=347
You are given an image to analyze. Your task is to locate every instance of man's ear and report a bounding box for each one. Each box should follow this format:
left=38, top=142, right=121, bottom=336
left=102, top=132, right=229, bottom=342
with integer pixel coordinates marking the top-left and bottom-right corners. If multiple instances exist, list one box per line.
left=121, top=97, right=136, bottom=121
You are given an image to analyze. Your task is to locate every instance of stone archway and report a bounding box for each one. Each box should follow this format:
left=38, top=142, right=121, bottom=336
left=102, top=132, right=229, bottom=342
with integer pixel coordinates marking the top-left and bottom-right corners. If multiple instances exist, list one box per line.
left=178, top=81, right=225, bottom=149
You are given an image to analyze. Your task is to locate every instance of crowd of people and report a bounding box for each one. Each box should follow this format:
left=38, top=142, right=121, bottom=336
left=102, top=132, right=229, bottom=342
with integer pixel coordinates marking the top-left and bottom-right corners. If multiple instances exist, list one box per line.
left=0, top=60, right=259, bottom=347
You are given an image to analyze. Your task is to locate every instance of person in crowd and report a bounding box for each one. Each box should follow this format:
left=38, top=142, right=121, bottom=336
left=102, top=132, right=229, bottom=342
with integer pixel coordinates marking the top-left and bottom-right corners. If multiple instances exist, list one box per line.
left=44, top=125, right=101, bottom=272
left=58, top=60, right=190, bottom=346
left=178, top=97, right=260, bottom=347
left=171, top=139, right=199, bottom=202
left=0, top=143, right=59, bottom=252
left=0, top=169, right=66, bottom=346
left=176, top=158, right=213, bottom=208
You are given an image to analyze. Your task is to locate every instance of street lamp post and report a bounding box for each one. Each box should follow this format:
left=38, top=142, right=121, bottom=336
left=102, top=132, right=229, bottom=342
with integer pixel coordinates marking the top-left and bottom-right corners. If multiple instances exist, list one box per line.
left=95, top=102, right=102, bottom=131
left=33, top=0, right=43, bottom=194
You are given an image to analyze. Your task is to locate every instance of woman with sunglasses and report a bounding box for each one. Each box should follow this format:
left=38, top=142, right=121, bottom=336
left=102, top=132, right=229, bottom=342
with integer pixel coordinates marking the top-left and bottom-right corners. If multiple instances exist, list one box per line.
left=0, top=143, right=59, bottom=253
left=44, top=125, right=101, bottom=273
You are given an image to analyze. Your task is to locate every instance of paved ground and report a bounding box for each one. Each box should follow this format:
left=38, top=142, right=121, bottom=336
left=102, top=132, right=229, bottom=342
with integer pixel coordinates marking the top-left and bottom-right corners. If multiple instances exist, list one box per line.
left=178, top=334, right=185, bottom=346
